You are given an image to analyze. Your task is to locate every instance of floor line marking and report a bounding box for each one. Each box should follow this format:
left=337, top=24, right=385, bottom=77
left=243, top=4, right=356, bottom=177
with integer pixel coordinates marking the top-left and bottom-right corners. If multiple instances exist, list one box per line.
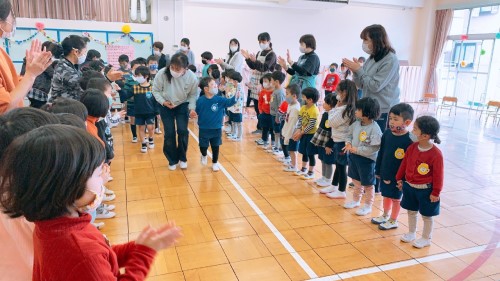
left=187, top=128, right=318, bottom=279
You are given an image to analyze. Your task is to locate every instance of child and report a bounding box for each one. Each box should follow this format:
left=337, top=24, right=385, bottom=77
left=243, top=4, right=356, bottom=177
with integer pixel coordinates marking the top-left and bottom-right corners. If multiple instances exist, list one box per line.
left=147, top=55, right=162, bottom=134
left=371, top=103, right=415, bottom=230
left=119, top=59, right=146, bottom=142
left=226, top=71, right=244, bottom=141
left=196, top=77, right=237, bottom=171
left=322, top=63, right=340, bottom=97
left=201, top=51, right=214, bottom=77
left=343, top=97, right=382, bottom=215
left=276, top=95, right=289, bottom=162
left=282, top=84, right=301, bottom=172
left=320, top=80, right=357, bottom=199
left=339, top=63, right=352, bottom=80
left=0, top=125, right=182, bottom=280
left=397, top=116, right=443, bottom=248
left=118, top=54, right=130, bottom=73
left=268, top=70, right=286, bottom=153
left=292, top=87, right=320, bottom=180
left=80, top=89, right=109, bottom=146
left=256, top=74, right=275, bottom=147
left=311, top=94, right=336, bottom=187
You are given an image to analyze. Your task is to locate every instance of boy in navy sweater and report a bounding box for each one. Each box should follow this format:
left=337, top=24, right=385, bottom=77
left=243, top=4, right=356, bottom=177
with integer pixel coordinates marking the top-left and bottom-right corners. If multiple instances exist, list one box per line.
left=196, top=77, right=238, bottom=171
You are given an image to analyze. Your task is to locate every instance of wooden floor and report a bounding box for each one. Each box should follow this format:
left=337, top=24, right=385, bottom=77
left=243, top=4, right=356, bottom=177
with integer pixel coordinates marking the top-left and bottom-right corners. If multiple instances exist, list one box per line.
left=97, top=106, right=500, bottom=281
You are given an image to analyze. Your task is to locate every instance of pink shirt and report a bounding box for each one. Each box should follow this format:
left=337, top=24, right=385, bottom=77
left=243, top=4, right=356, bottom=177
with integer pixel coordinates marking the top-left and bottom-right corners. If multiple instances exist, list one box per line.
left=0, top=214, right=34, bottom=281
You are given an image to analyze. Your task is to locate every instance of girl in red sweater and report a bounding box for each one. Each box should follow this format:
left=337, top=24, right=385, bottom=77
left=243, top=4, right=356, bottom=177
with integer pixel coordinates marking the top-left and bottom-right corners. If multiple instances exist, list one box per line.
left=0, top=125, right=182, bottom=281
left=396, top=116, right=443, bottom=249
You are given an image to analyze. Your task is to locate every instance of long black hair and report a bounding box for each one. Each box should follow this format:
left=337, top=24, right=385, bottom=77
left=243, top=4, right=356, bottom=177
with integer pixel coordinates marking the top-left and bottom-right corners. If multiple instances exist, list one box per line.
left=164, top=53, right=189, bottom=83
left=337, top=80, right=358, bottom=124
left=0, top=0, right=13, bottom=22
left=228, top=38, right=240, bottom=62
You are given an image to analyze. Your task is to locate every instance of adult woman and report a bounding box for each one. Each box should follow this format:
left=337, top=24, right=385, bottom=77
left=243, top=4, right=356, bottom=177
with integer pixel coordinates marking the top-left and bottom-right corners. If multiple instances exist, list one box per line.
left=153, top=53, right=198, bottom=171
left=278, top=34, right=320, bottom=91
left=48, top=35, right=88, bottom=102
left=176, top=38, right=196, bottom=65
left=241, top=32, right=277, bottom=134
left=153, top=41, right=170, bottom=70
left=215, top=38, right=245, bottom=74
left=342, top=24, right=400, bottom=131
left=0, top=1, right=52, bottom=114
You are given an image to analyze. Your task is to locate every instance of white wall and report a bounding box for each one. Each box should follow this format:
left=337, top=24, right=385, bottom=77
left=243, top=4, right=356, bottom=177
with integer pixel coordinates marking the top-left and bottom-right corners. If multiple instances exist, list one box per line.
left=182, top=4, right=420, bottom=66
left=437, top=0, right=500, bottom=9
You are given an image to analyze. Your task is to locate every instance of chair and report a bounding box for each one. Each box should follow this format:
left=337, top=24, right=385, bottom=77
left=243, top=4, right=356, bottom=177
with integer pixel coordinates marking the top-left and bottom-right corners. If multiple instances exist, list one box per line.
left=416, top=93, right=438, bottom=113
left=436, top=96, right=458, bottom=116
left=479, top=101, right=500, bottom=125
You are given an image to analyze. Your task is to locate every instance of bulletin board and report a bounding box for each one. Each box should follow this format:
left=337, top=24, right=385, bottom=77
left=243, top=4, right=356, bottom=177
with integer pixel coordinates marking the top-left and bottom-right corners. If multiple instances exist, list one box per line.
left=4, top=27, right=154, bottom=72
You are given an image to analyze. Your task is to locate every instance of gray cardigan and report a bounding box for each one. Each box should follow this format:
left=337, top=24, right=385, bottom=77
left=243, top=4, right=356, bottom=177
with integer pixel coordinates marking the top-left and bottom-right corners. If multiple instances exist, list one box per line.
left=152, top=68, right=199, bottom=110
left=353, top=52, right=400, bottom=113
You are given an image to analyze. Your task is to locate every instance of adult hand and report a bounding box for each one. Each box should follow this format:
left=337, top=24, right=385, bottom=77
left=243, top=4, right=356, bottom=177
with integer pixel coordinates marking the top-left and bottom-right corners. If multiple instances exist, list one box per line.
left=342, top=58, right=361, bottom=72
left=430, top=195, right=440, bottom=203
left=249, top=53, right=256, bottom=62
left=277, top=56, right=287, bottom=70
left=286, top=49, right=293, bottom=65
left=163, top=101, right=175, bottom=109
left=189, top=109, right=198, bottom=118
left=135, top=222, right=183, bottom=251
left=342, top=143, right=352, bottom=153
left=325, top=147, right=333, bottom=155
left=106, top=70, right=123, bottom=82
left=396, top=180, right=403, bottom=190
left=215, top=58, right=224, bottom=65
left=24, top=39, right=52, bottom=79
left=240, top=49, right=249, bottom=59
left=349, top=146, right=358, bottom=153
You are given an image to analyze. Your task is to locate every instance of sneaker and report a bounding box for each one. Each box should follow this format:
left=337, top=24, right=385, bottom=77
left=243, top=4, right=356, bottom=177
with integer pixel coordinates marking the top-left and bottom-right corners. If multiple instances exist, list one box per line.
left=132, top=137, right=138, bottom=143
left=179, top=161, right=188, bottom=169
left=294, top=168, right=307, bottom=176
left=226, top=134, right=234, bottom=138
left=256, top=139, right=265, bottom=145
left=355, top=205, right=373, bottom=216
left=412, top=238, right=431, bottom=248
left=313, top=177, right=325, bottom=184
left=379, top=219, right=399, bottom=230
left=284, top=166, right=298, bottom=172
left=302, top=172, right=314, bottom=180
left=212, top=162, right=220, bottom=172
left=279, top=156, right=291, bottom=163
left=231, top=137, right=242, bottom=142
left=326, top=190, right=346, bottom=199
left=252, top=129, right=262, bottom=135
left=108, top=176, right=114, bottom=182
left=343, top=201, right=361, bottom=209
left=102, top=204, right=115, bottom=211
left=371, top=215, right=389, bottom=225
left=141, top=142, right=147, bottom=153
left=349, top=182, right=354, bottom=188
left=102, top=193, right=116, bottom=202
left=168, top=164, right=177, bottom=171
left=104, top=188, right=114, bottom=195
left=96, top=207, right=116, bottom=219
left=201, top=155, right=208, bottom=166
left=155, top=128, right=162, bottom=134
left=148, top=138, right=154, bottom=149
left=400, top=232, right=417, bottom=243
left=319, top=186, right=337, bottom=194
left=271, top=147, right=280, bottom=153
left=92, top=222, right=105, bottom=230
left=317, top=178, right=331, bottom=187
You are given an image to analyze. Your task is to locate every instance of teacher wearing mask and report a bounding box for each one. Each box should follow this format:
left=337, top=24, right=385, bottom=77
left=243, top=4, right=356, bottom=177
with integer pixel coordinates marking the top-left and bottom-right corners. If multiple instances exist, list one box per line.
left=342, top=24, right=400, bottom=131
left=215, top=38, right=245, bottom=74
left=153, top=53, right=198, bottom=171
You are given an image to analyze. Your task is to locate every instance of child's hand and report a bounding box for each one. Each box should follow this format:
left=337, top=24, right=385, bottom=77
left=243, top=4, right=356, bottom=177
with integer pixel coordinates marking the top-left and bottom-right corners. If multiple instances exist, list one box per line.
left=342, top=143, right=352, bottom=153
left=375, top=175, right=380, bottom=179
left=189, top=109, right=198, bottom=119
left=383, top=180, right=391, bottom=184
left=349, top=146, right=358, bottom=153
left=292, top=130, right=302, bottom=141
left=396, top=180, right=403, bottom=190
left=135, top=222, right=183, bottom=252
left=325, top=147, right=333, bottom=155
left=430, top=195, right=440, bottom=202
left=118, top=110, right=126, bottom=119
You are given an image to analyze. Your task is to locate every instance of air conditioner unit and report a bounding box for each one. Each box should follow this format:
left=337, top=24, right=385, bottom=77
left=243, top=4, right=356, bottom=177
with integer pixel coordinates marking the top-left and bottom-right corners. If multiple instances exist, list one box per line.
left=305, top=0, right=349, bottom=3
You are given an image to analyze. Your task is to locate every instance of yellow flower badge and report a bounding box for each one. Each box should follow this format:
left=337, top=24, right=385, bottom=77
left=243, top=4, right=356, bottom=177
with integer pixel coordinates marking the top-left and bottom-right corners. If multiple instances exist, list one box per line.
left=359, top=131, right=367, bottom=142
left=417, top=163, right=430, bottom=175
left=325, top=120, right=330, bottom=129
left=394, top=148, right=405, bottom=159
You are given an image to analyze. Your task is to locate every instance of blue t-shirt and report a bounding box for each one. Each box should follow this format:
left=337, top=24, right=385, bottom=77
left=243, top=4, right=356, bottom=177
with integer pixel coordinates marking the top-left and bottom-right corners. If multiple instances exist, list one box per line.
left=196, top=95, right=236, bottom=129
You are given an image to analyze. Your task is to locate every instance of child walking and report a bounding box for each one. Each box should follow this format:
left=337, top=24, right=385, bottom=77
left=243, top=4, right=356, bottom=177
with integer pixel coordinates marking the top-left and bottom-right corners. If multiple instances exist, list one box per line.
left=311, top=94, right=336, bottom=187
left=226, top=71, right=244, bottom=142
left=282, top=84, right=302, bottom=172
left=0, top=125, right=182, bottom=281
left=371, top=103, right=415, bottom=230
left=343, top=97, right=382, bottom=216
left=257, top=74, right=275, bottom=147
left=397, top=116, right=443, bottom=248
left=196, top=77, right=238, bottom=171
left=268, top=70, right=286, bottom=153
left=320, top=80, right=357, bottom=198
left=293, top=87, right=320, bottom=180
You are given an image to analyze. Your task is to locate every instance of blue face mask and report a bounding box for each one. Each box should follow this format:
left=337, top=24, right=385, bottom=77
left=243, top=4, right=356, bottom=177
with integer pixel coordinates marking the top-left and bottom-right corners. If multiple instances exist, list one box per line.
left=149, top=64, right=158, bottom=71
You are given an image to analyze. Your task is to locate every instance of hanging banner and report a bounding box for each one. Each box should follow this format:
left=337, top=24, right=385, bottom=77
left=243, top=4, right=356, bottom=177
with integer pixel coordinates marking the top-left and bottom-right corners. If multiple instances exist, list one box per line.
left=105, top=45, right=135, bottom=68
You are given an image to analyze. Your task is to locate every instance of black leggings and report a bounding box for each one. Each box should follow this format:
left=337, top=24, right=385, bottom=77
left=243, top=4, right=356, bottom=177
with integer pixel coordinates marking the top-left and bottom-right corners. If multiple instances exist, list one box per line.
left=246, top=90, right=252, bottom=107
left=253, top=98, right=261, bottom=130
left=281, top=138, right=289, bottom=158
left=302, top=154, right=316, bottom=167
left=200, top=146, right=220, bottom=163
left=332, top=164, right=347, bottom=191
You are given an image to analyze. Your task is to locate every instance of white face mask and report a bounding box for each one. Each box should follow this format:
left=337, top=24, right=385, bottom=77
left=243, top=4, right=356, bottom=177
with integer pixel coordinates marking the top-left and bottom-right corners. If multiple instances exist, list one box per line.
left=76, top=185, right=105, bottom=214
left=153, top=50, right=161, bottom=56
left=362, top=42, right=372, bottom=55
left=135, top=76, right=147, bottom=84
left=230, top=46, right=238, bottom=52
left=263, top=82, right=270, bottom=88
left=299, top=46, right=306, bottom=53
left=170, top=68, right=184, bottom=78
left=210, top=87, right=218, bottom=95
left=259, top=43, right=269, bottom=50
left=180, top=46, right=188, bottom=52
left=0, top=21, right=15, bottom=39
left=336, top=94, right=342, bottom=101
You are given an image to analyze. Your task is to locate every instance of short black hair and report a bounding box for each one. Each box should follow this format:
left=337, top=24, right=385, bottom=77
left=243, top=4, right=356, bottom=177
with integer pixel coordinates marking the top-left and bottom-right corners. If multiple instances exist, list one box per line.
left=389, top=103, right=414, bottom=121
left=118, top=54, right=129, bottom=63
left=86, top=49, right=101, bottom=61
left=135, top=57, right=148, bottom=65
left=260, top=73, right=273, bottom=85
left=331, top=63, right=339, bottom=68
left=271, top=71, right=286, bottom=84
left=55, top=113, right=86, bottom=129
left=227, top=71, right=242, bottom=83
left=153, top=41, right=164, bottom=51
left=299, top=34, right=316, bottom=50
left=274, top=64, right=282, bottom=73
left=79, top=70, right=105, bottom=90
left=358, top=56, right=366, bottom=63
left=355, top=97, right=381, bottom=120
left=135, top=66, right=151, bottom=81
left=0, top=125, right=105, bottom=221
left=147, top=55, right=158, bottom=63
left=42, top=97, right=88, bottom=121
left=415, top=116, right=441, bottom=144
left=199, top=77, right=214, bottom=92
left=181, top=38, right=190, bottom=47
left=87, top=78, right=111, bottom=93
left=0, top=108, right=60, bottom=159
left=286, top=83, right=301, bottom=97
left=209, top=64, right=219, bottom=71
left=210, top=69, right=220, bottom=79
left=80, top=89, right=109, bottom=118
left=201, top=51, right=213, bottom=60
left=81, top=60, right=105, bottom=73
left=61, top=35, right=86, bottom=56
left=324, top=93, right=336, bottom=107
left=302, top=87, right=319, bottom=103
left=0, top=0, right=13, bottom=22
left=47, top=42, right=63, bottom=59
left=258, top=32, right=271, bottom=42
left=188, top=64, right=197, bottom=73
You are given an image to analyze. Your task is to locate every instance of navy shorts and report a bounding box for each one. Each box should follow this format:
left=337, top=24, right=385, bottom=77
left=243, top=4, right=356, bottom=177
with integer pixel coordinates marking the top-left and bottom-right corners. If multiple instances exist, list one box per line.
left=347, top=153, right=376, bottom=186
left=401, top=182, right=440, bottom=217
left=199, top=128, right=222, bottom=148
left=272, top=115, right=281, bottom=133
left=127, top=105, right=135, bottom=117
left=318, top=146, right=336, bottom=165
left=333, top=141, right=348, bottom=166
left=229, top=112, right=242, bottom=122
left=288, top=139, right=299, bottom=152
left=258, top=113, right=273, bottom=129
left=135, top=114, right=155, bottom=125
left=298, top=134, right=318, bottom=155
left=380, top=179, right=403, bottom=200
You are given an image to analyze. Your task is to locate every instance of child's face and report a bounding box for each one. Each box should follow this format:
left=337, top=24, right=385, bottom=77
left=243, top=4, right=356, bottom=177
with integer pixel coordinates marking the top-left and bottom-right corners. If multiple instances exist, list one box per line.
left=412, top=123, right=430, bottom=141
left=263, top=79, right=272, bottom=89
left=389, top=113, right=410, bottom=133
left=206, top=80, right=217, bottom=95
left=270, top=78, right=279, bottom=88
left=302, top=95, right=313, bottom=106
left=104, top=86, right=113, bottom=98
left=74, top=164, right=104, bottom=209
left=286, top=91, right=296, bottom=102
left=322, top=102, right=332, bottom=111
left=355, top=109, right=363, bottom=119
left=341, top=66, right=346, bottom=72
left=119, top=62, right=128, bottom=69
left=226, top=78, right=232, bottom=86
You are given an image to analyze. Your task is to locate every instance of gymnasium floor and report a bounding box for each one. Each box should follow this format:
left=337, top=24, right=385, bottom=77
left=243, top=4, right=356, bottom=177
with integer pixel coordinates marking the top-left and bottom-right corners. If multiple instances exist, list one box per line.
left=98, top=106, right=500, bottom=281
